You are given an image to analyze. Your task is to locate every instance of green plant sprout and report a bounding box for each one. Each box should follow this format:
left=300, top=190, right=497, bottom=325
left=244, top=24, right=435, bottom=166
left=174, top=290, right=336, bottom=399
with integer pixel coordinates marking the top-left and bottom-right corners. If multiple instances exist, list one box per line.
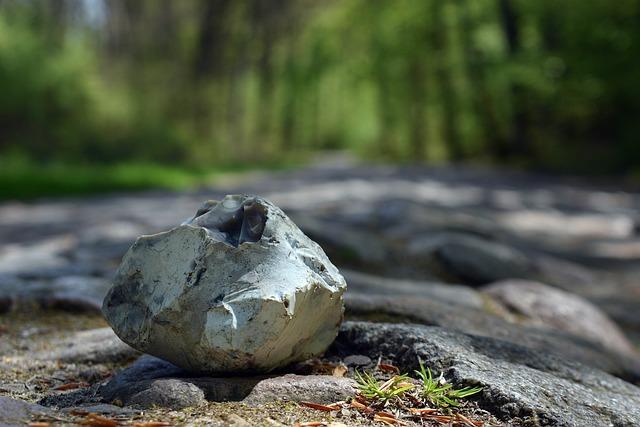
left=414, top=360, right=483, bottom=408
left=355, top=370, right=415, bottom=404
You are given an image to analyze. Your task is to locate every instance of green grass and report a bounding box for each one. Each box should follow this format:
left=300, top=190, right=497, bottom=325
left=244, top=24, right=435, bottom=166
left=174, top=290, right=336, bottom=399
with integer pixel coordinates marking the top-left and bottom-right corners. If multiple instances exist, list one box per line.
left=354, top=361, right=483, bottom=410
left=0, top=159, right=297, bottom=200
left=414, top=360, right=483, bottom=408
left=355, top=370, right=415, bottom=404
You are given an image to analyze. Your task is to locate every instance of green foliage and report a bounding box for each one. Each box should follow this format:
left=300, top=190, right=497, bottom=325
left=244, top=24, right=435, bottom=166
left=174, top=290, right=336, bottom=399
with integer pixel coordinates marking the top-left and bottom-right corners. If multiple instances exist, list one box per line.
left=2, top=0, right=640, bottom=192
left=415, top=360, right=483, bottom=408
left=355, top=371, right=415, bottom=404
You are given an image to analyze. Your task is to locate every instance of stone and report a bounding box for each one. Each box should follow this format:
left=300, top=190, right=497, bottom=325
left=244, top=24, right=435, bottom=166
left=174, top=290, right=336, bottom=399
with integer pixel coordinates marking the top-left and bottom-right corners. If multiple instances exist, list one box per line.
left=0, top=276, right=111, bottom=313
left=61, top=403, right=139, bottom=416
left=343, top=269, right=484, bottom=309
left=342, top=354, right=371, bottom=367
left=482, top=279, right=638, bottom=357
left=407, top=232, right=533, bottom=285
left=103, top=195, right=346, bottom=374
left=34, top=327, right=138, bottom=364
left=0, top=396, right=51, bottom=426
left=344, top=293, right=640, bottom=382
left=333, top=321, right=640, bottom=427
left=242, top=374, right=357, bottom=406
left=127, top=378, right=206, bottom=409
left=99, top=355, right=356, bottom=409
left=99, top=356, right=261, bottom=407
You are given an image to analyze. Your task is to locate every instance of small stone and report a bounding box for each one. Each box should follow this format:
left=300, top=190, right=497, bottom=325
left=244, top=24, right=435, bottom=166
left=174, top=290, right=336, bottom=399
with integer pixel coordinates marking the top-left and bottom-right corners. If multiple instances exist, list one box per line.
left=221, top=414, right=253, bottom=427
left=342, top=355, right=371, bottom=366
left=103, top=195, right=346, bottom=373
left=243, top=374, right=357, bottom=406
left=62, top=404, right=138, bottom=416
left=127, top=378, right=206, bottom=409
left=0, top=396, right=51, bottom=426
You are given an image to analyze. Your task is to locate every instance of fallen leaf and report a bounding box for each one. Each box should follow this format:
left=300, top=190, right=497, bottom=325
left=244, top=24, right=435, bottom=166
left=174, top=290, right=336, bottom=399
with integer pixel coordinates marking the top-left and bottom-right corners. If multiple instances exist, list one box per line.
left=377, top=363, right=400, bottom=374
left=132, top=423, right=173, bottom=427
left=70, top=409, right=90, bottom=416
left=409, top=408, right=439, bottom=415
left=28, top=423, right=50, bottom=427
left=349, top=400, right=375, bottom=414
left=332, top=364, right=347, bottom=377
left=456, top=413, right=484, bottom=427
left=79, top=414, right=120, bottom=427
left=300, top=401, right=340, bottom=412
left=54, top=382, right=90, bottom=391
left=373, top=413, right=406, bottom=426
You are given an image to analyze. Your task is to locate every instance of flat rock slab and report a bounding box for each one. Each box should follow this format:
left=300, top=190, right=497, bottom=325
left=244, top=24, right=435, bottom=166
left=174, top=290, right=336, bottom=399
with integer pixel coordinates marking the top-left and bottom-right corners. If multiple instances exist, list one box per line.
left=0, top=276, right=110, bottom=313
left=345, top=293, right=640, bottom=383
left=0, top=396, right=51, bottom=426
left=332, top=321, right=640, bottom=426
left=99, top=355, right=356, bottom=409
left=34, top=327, right=138, bottom=364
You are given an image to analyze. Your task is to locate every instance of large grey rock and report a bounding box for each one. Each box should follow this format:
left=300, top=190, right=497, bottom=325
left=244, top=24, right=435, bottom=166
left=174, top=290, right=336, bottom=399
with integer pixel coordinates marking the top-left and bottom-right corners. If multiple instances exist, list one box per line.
left=482, top=280, right=638, bottom=357
left=103, top=195, right=346, bottom=374
left=333, top=321, right=640, bottom=427
left=344, top=293, right=640, bottom=382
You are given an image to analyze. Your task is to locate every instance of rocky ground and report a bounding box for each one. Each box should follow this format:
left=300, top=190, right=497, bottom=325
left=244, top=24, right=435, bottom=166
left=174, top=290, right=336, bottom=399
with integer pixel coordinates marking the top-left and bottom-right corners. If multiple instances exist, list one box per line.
left=1, top=156, right=640, bottom=426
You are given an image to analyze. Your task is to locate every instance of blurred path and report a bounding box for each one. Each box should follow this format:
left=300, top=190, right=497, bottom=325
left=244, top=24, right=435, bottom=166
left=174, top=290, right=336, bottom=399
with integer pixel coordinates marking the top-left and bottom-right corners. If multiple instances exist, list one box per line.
left=1, top=155, right=639, bottom=338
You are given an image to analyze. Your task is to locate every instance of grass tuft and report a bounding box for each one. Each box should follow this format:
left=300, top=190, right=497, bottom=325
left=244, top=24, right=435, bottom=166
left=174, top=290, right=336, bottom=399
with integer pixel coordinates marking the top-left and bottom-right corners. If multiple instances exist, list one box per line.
left=414, top=360, right=483, bottom=408
left=355, top=370, right=415, bottom=404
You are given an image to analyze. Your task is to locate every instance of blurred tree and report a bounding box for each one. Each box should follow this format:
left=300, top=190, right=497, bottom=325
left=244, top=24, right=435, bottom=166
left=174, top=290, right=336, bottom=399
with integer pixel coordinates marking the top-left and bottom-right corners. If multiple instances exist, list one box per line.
left=1, top=0, right=639, bottom=175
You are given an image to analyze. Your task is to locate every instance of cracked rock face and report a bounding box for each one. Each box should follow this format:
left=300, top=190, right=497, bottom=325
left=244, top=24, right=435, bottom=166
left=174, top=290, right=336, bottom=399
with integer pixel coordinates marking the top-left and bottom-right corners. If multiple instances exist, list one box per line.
left=102, top=195, right=346, bottom=373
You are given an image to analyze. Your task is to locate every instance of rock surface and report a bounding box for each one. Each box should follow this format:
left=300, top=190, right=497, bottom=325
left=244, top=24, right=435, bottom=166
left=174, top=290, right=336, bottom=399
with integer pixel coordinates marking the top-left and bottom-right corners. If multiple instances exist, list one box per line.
left=99, top=355, right=356, bottom=409
left=482, top=279, right=638, bottom=357
left=102, top=195, right=347, bottom=373
left=344, top=292, right=640, bottom=383
left=333, top=321, right=640, bottom=426
left=0, top=396, right=51, bottom=426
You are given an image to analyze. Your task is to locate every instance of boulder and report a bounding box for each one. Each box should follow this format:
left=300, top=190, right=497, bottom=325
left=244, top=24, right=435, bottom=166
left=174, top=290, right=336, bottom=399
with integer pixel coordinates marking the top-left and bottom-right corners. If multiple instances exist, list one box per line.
left=482, top=279, right=638, bottom=357
left=333, top=321, right=640, bottom=427
left=102, top=195, right=346, bottom=374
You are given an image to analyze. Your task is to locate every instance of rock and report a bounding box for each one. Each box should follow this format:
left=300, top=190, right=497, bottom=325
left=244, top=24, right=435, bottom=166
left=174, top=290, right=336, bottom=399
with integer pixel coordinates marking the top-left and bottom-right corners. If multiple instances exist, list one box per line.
left=333, top=321, right=640, bottom=426
left=407, top=232, right=533, bottom=285
left=344, top=293, right=640, bottom=382
left=99, top=355, right=356, bottom=409
left=243, top=374, right=357, bottom=406
left=103, top=195, right=346, bottom=374
left=0, top=396, right=51, bottom=426
left=35, top=327, right=138, bottom=364
left=0, top=276, right=111, bottom=313
left=62, top=403, right=139, bottom=416
left=99, top=356, right=261, bottom=408
left=221, top=414, right=253, bottom=426
left=342, top=269, right=484, bottom=309
left=127, top=378, right=206, bottom=409
left=342, top=355, right=371, bottom=367
left=482, top=280, right=638, bottom=357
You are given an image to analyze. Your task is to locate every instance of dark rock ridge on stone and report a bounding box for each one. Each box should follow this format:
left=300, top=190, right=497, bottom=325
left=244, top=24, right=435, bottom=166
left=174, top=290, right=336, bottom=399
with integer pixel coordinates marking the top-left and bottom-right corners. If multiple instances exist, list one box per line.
left=332, top=321, right=640, bottom=426
left=344, top=293, right=640, bottom=383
